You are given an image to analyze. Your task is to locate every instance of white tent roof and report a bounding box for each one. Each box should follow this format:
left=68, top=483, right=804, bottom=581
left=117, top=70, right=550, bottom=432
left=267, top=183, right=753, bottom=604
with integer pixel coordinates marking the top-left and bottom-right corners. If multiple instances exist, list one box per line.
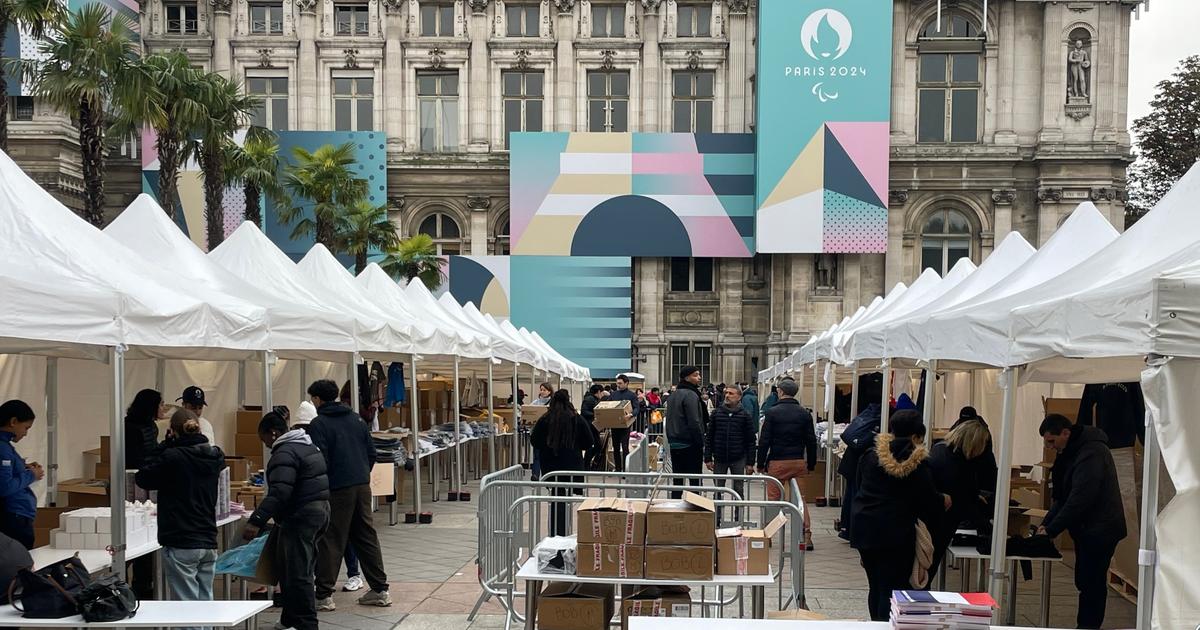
left=106, top=195, right=359, bottom=360
left=403, top=279, right=527, bottom=367
left=830, top=270, right=945, bottom=366
left=295, top=244, right=416, bottom=358
left=210, top=223, right=393, bottom=355
left=529, top=330, right=589, bottom=381
left=890, top=204, right=1118, bottom=371
left=1152, top=258, right=1200, bottom=360
left=0, top=151, right=268, bottom=358
left=356, top=264, right=492, bottom=360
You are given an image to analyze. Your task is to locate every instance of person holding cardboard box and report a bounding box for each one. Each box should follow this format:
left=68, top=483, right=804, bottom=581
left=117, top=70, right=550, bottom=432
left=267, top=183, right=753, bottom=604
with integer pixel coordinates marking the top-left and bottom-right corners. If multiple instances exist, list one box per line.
left=531, top=389, right=597, bottom=535
left=607, top=375, right=640, bottom=472
left=0, top=400, right=40, bottom=550
left=666, top=366, right=708, bottom=499
left=755, top=378, right=817, bottom=548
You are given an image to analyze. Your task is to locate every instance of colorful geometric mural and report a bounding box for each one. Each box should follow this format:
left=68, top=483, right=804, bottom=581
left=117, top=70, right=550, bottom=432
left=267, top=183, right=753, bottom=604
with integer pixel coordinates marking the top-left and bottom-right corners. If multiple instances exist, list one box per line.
left=509, top=132, right=756, bottom=258
left=509, top=257, right=632, bottom=380
left=755, top=0, right=892, bottom=253
left=5, top=0, right=139, bottom=97
left=448, top=256, right=511, bottom=318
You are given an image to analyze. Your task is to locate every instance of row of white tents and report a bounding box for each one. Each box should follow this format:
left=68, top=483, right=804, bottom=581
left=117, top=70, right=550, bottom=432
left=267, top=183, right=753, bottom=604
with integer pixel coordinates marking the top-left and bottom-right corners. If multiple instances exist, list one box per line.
left=0, top=149, right=589, bottom=572
left=759, top=163, right=1200, bottom=630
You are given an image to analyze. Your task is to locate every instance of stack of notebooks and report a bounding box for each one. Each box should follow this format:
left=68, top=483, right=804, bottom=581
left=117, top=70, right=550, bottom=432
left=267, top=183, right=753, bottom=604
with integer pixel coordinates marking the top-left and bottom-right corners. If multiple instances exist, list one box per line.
left=891, top=591, right=996, bottom=629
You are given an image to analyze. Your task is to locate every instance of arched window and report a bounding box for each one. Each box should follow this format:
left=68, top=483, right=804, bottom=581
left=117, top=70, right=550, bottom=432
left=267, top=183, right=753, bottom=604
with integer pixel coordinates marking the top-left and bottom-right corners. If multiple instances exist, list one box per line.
left=920, top=208, right=973, bottom=275
left=493, top=212, right=510, bottom=255
left=916, top=12, right=984, bottom=144
left=418, top=211, right=462, bottom=255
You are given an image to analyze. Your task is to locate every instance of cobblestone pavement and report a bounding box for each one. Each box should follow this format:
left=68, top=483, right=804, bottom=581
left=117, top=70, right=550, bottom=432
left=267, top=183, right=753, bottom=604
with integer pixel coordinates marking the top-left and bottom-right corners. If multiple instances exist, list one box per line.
left=251, top=470, right=1136, bottom=630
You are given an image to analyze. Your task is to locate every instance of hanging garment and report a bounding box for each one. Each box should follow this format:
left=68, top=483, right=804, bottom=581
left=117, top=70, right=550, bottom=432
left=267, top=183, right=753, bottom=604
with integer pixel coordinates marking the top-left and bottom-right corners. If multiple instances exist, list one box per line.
left=385, top=362, right=407, bottom=407
left=1077, top=382, right=1145, bottom=449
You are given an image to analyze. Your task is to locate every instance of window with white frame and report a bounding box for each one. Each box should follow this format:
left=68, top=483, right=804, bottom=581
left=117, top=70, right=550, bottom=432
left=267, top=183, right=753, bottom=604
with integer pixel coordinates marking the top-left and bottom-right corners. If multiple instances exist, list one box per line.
left=418, top=71, right=459, bottom=152
left=420, top=3, right=454, bottom=36
left=920, top=208, right=973, bottom=275
left=505, top=4, right=539, bottom=37
left=334, top=4, right=369, bottom=35
left=677, top=3, right=711, bottom=37
left=670, top=257, right=714, bottom=292
left=916, top=13, right=983, bottom=143
left=165, top=3, right=198, bottom=34
left=333, top=76, right=373, bottom=131
left=249, top=3, right=283, bottom=34
left=502, top=71, right=543, bottom=148
left=672, top=70, right=714, bottom=133
left=587, top=70, right=629, bottom=132
left=493, top=212, right=510, bottom=255
left=591, top=3, right=625, bottom=38
left=247, top=76, right=289, bottom=129
left=418, top=211, right=462, bottom=255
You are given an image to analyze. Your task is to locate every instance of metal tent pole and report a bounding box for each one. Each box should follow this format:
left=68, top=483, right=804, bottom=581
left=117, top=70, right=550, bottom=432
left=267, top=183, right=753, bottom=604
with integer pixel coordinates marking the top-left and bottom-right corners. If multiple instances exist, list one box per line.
left=810, top=362, right=819, bottom=416
left=988, top=366, right=1020, bottom=604
left=848, top=366, right=860, bottom=418
left=154, top=359, right=165, bottom=393
left=109, top=346, right=128, bottom=579
left=824, top=362, right=837, bottom=500
left=262, top=352, right=275, bottom=413
left=45, top=358, right=59, bottom=504
left=349, top=354, right=360, bottom=414
left=409, top=355, right=423, bottom=521
left=237, top=360, right=247, bottom=408
left=513, top=363, right=521, bottom=466
left=487, top=361, right=496, bottom=471
left=1136, top=407, right=1162, bottom=630
left=299, top=360, right=308, bottom=400
left=922, top=360, right=939, bottom=447
left=451, top=355, right=462, bottom=499
left=880, top=359, right=893, bottom=434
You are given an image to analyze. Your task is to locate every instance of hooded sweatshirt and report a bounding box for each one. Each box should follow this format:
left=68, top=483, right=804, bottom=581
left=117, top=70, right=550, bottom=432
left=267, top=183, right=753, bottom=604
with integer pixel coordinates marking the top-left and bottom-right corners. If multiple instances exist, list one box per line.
left=135, top=433, right=226, bottom=549
left=849, top=433, right=945, bottom=551
left=307, top=402, right=377, bottom=490
left=1043, top=425, right=1127, bottom=543
left=249, top=429, right=329, bottom=528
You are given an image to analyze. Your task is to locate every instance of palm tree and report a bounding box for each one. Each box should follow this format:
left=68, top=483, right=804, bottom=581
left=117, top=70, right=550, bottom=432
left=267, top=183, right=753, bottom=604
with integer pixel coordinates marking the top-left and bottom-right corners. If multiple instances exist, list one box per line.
left=225, top=128, right=285, bottom=227
left=0, top=0, right=62, bottom=150
left=280, top=142, right=367, bottom=247
left=189, top=73, right=259, bottom=249
left=118, top=51, right=211, bottom=219
left=380, top=233, right=446, bottom=291
left=338, top=199, right=399, bottom=274
left=17, top=3, right=140, bottom=226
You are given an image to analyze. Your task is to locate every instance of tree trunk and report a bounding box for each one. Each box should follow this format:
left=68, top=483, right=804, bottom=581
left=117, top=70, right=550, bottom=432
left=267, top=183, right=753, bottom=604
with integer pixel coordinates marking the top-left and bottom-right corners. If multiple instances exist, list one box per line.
left=316, top=218, right=335, bottom=249
left=244, top=182, right=261, bottom=226
left=202, top=144, right=225, bottom=250
left=0, top=25, right=10, bottom=152
left=156, top=126, right=181, bottom=219
left=356, top=251, right=367, bottom=274
left=79, top=98, right=107, bottom=227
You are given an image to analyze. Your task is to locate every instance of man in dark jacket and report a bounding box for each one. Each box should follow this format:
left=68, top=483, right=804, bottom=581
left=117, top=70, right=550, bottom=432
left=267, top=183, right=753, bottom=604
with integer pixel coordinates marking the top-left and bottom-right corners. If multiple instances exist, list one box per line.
left=305, top=379, right=391, bottom=610
left=1038, top=414, right=1127, bottom=629
left=135, top=409, right=225, bottom=609
left=740, top=386, right=761, bottom=433
left=606, top=374, right=640, bottom=472
left=838, top=397, right=882, bottom=540
left=705, top=386, right=755, bottom=519
left=756, top=378, right=818, bottom=541
left=665, top=366, right=707, bottom=499
left=245, top=411, right=330, bottom=630
left=580, top=385, right=604, bottom=470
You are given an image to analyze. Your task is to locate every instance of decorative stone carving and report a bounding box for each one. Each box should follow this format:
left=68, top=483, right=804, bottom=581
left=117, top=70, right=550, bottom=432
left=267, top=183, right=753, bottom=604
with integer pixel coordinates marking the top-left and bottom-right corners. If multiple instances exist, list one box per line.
left=513, top=48, right=531, bottom=69
left=382, top=0, right=404, bottom=13
left=727, top=0, right=749, bottom=13
left=295, top=0, right=317, bottom=13
left=211, top=0, right=232, bottom=14
left=1065, top=100, right=1092, bottom=121
left=888, top=190, right=909, bottom=206
left=428, top=47, right=447, bottom=69
left=343, top=48, right=360, bottom=68
left=686, top=50, right=702, bottom=70
left=553, top=0, right=575, bottom=13
left=640, top=0, right=662, bottom=11
left=468, top=0, right=489, bottom=13
left=388, top=196, right=406, bottom=212
left=256, top=48, right=274, bottom=68
left=467, top=195, right=491, bottom=210
left=991, top=189, right=1016, bottom=205
left=600, top=49, right=617, bottom=70
left=1090, top=187, right=1118, bottom=202
left=1037, top=187, right=1064, bottom=202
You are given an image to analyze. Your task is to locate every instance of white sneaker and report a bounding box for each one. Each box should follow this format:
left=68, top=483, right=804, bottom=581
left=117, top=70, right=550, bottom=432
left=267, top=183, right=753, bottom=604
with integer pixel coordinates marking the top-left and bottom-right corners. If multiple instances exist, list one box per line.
left=342, top=575, right=365, bottom=592
left=358, top=590, right=392, bottom=607
left=316, top=596, right=336, bottom=611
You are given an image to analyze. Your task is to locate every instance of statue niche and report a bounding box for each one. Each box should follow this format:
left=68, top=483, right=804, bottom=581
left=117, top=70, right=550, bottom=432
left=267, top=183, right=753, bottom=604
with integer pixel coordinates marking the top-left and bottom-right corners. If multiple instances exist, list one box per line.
left=1065, top=28, right=1092, bottom=121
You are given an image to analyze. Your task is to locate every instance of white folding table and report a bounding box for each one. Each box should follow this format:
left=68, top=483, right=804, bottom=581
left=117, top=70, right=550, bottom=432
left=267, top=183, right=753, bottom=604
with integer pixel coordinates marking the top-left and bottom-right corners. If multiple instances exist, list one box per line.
left=627, top=617, right=1069, bottom=630
left=0, top=600, right=270, bottom=629
left=947, top=546, right=1063, bottom=627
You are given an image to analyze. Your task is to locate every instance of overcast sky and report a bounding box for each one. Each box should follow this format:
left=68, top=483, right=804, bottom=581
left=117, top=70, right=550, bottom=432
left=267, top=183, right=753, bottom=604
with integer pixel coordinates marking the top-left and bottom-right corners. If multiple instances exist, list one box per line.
left=1128, top=1, right=1200, bottom=131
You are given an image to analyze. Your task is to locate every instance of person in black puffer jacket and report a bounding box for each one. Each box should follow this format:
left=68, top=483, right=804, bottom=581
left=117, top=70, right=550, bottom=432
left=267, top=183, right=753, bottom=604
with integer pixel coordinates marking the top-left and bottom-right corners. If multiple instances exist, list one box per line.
left=305, top=379, right=391, bottom=609
left=244, top=411, right=329, bottom=630
left=1037, top=414, right=1127, bottom=629
left=755, top=378, right=817, bottom=544
left=136, top=409, right=226, bottom=608
left=850, top=410, right=948, bottom=621
left=925, top=418, right=993, bottom=587
left=704, top=386, right=755, bottom=521
left=837, top=398, right=882, bottom=541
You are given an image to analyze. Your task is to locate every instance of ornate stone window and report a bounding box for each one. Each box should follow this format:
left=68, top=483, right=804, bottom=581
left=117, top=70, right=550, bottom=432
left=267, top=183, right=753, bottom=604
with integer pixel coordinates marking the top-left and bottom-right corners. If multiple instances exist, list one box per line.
left=916, top=12, right=983, bottom=144
left=502, top=71, right=544, bottom=148
left=420, top=2, right=455, bottom=36
left=920, top=208, right=973, bottom=275
left=418, top=210, right=463, bottom=255
left=417, top=71, right=460, bottom=152
left=493, top=212, right=510, bottom=255
left=165, top=2, right=199, bottom=34
left=676, top=3, right=711, bottom=38
left=332, top=75, right=374, bottom=131
left=247, top=76, right=288, bottom=129
left=249, top=3, right=283, bottom=34
left=671, top=343, right=711, bottom=383
left=672, top=70, right=714, bottom=133
left=591, top=2, right=625, bottom=38
left=587, top=70, right=630, bottom=132
left=505, top=4, right=539, bottom=37
left=670, top=257, right=714, bottom=292
left=334, top=3, right=369, bottom=35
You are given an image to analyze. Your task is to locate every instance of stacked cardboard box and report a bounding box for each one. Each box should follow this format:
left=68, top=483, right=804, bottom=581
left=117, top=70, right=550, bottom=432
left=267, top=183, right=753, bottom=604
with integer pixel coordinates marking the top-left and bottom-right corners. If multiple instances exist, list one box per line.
left=592, top=401, right=633, bottom=430
left=644, top=492, right=716, bottom=580
left=234, top=410, right=266, bottom=466
left=620, top=586, right=691, bottom=630
left=715, top=514, right=786, bottom=576
left=576, top=498, right=647, bottom=579
left=537, top=583, right=614, bottom=630
left=56, top=478, right=109, bottom=507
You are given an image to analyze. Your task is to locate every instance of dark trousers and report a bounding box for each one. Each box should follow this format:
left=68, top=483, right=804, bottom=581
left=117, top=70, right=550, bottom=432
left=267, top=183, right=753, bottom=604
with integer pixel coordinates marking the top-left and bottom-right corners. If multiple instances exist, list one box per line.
left=611, top=428, right=630, bottom=472
left=344, top=543, right=359, bottom=578
left=712, top=459, right=746, bottom=522
left=858, top=546, right=915, bottom=621
left=316, top=485, right=389, bottom=599
left=669, top=445, right=703, bottom=499
left=1073, top=536, right=1119, bottom=629
left=278, top=501, right=330, bottom=630
left=550, top=487, right=570, bottom=537
left=0, top=513, right=34, bottom=550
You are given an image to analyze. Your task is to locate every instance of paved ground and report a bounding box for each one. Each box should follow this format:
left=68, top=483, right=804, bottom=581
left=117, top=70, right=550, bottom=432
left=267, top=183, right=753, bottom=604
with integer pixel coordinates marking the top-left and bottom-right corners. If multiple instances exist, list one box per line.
left=251, top=466, right=1136, bottom=630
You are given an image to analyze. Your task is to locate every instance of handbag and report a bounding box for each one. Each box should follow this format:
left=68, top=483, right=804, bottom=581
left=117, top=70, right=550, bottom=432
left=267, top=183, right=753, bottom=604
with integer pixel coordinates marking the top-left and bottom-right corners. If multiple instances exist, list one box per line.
left=76, top=575, right=138, bottom=622
left=7, top=555, right=91, bottom=619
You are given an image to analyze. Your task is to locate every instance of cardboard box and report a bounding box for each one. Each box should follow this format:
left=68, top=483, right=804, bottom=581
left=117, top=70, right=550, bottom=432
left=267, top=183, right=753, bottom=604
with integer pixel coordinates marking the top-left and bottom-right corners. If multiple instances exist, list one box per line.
left=645, top=491, right=715, bottom=546
left=224, top=456, right=251, bottom=483
left=236, top=410, right=263, bottom=434
left=57, top=478, right=109, bottom=507
left=235, top=433, right=263, bottom=457
left=522, top=405, right=549, bottom=426
left=247, top=454, right=264, bottom=471
left=419, top=380, right=451, bottom=392
left=538, top=583, right=614, bottom=630
left=575, top=543, right=644, bottom=579
left=620, top=586, right=691, bottom=629
left=797, top=461, right=826, bottom=501
left=370, top=463, right=394, bottom=496
left=593, top=400, right=633, bottom=429
left=99, top=436, right=110, bottom=463
left=236, top=489, right=263, bottom=510
left=1043, top=397, right=1081, bottom=424
left=576, top=498, right=647, bottom=545
left=644, top=545, right=713, bottom=580
left=715, top=514, right=786, bottom=576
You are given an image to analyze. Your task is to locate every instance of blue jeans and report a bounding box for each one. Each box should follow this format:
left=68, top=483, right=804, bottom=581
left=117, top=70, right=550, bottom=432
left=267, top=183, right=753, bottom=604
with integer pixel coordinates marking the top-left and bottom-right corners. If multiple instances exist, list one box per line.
left=162, top=547, right=216, bottom=630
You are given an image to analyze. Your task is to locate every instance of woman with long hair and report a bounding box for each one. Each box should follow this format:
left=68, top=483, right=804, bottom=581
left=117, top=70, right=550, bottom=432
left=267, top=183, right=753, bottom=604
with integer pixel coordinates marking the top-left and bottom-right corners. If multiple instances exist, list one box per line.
left=123, top=388, right=165, bottom=600
left=530, top=389, right=597, bottom=535
left=926, top=418, right=993, bottom=586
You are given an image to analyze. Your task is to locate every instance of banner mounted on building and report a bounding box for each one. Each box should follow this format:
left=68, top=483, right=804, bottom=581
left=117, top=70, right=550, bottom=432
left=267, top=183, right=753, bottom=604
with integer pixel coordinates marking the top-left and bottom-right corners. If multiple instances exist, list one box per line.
left=755, top=0, right=892, bottom=254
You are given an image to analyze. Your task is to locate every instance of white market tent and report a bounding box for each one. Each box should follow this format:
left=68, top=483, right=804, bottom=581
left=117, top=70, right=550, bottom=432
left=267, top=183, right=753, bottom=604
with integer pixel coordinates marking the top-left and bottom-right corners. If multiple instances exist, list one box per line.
left=357, top=263, right=491, bottom=360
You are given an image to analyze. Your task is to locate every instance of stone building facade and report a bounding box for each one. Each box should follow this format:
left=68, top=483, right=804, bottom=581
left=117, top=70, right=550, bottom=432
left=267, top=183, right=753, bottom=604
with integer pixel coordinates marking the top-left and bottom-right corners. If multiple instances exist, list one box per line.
left=9, top=0, right=1141, bottom=386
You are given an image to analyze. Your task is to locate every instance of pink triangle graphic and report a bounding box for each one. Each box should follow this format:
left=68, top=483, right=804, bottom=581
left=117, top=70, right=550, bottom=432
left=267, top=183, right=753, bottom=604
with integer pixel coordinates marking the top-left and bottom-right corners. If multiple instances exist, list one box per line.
left=826, top=122, right=890, bottom=208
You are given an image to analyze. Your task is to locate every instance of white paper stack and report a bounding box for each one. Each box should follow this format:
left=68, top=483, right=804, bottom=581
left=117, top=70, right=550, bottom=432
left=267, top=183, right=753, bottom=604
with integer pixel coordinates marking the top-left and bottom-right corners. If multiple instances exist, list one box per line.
left=890, top=591, right=996, bottom=630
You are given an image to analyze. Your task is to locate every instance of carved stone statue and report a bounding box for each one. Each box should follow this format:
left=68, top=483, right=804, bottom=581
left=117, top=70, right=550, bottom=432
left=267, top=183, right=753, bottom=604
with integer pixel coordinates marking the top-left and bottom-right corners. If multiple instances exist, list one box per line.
left=1068, top=39, right=1090, bottom=99
left=815, top=254, right=838, bottom=289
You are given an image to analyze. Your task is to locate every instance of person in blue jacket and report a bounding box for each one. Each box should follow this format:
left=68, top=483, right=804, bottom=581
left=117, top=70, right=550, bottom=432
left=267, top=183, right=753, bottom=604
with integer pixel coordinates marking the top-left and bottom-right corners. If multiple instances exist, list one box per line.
left=0, top=400, right=42, bottom=549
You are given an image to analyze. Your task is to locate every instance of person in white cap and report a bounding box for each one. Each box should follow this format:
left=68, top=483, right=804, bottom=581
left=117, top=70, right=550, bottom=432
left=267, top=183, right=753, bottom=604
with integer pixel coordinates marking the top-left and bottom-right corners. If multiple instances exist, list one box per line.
left=293, top=401, right=318, bottom=428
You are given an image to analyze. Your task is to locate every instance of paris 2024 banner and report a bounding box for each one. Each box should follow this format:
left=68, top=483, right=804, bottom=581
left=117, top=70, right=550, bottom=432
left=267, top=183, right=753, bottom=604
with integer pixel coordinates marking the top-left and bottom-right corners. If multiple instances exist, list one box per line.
left=755, top=0, right=893, bottom=254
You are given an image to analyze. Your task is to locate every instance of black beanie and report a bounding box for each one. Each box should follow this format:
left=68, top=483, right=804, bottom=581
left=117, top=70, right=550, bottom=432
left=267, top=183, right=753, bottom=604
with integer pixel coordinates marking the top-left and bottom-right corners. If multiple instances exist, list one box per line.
left=679, top=365, right=700, bottom=381
left=958, top=406, right=979, bottom=421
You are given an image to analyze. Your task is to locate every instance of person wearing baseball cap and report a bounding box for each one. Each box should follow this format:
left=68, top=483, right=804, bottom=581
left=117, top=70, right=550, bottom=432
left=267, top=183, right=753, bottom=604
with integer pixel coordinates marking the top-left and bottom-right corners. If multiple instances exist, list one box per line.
left=178, top=386, right=216, bottom=444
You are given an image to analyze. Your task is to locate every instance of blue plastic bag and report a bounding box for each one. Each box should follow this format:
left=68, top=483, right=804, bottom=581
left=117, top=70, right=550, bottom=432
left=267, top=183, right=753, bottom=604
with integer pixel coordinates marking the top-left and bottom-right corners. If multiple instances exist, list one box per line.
left=214, top=534, right=268, bottom=578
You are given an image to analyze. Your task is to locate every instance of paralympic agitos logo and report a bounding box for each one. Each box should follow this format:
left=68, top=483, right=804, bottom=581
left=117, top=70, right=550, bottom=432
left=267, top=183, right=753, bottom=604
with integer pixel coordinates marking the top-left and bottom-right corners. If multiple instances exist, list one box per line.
left=783, top=8, right=869, bottom=103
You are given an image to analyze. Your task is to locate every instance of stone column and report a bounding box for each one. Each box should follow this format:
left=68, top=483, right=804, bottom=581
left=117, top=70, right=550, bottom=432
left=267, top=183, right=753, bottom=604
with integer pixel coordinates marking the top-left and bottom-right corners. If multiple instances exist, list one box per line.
left=640, top=0, right=662, bottom=131
left=1038, top=2, right=1064, bottom=143
left=726, top=0, right=749, bottom=132
left=211, top=0, right=233, bottom=77
left=467, top=0, right=490, bottom=152
left=991, top=189, right=1016, bottom=241
left=297, top=0, right=319, bottom=130
left=884, top=190, right=908, bottom=289
left=888, top=0, right=907, bottom=140
left=383, top=0, right=406, bottom=153
left=554, top=0, right=576, bottom=131
left=995, top=0, right=1017, bottom=144
left=468, top=195, right=490, bottom=254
